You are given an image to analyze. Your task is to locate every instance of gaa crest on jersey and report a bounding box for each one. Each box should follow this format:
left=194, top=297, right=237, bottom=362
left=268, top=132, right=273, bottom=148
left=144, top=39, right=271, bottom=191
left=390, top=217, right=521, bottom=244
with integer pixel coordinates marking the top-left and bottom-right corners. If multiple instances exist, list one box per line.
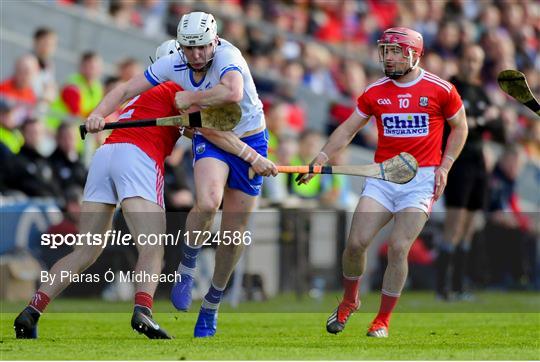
left=419, top=97, right=429, bottom=107
left=381, top=113, right=430, bottom=137
left=196, top=143, right=206, bottom=154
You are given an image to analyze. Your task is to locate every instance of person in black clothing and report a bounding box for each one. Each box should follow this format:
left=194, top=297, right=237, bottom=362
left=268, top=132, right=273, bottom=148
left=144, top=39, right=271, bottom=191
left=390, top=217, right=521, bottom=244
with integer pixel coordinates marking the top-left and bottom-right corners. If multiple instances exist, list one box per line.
left=436, top=44, right=502, bottom=300
left=9, top=118, right=62, bottom=198
left=49, top=122, right=87, bottom=191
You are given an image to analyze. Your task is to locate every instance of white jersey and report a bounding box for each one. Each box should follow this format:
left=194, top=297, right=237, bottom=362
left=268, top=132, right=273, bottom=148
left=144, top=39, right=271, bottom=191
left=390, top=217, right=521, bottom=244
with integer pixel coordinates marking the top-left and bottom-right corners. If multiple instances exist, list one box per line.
left=144, top=39, right=265, bottom=136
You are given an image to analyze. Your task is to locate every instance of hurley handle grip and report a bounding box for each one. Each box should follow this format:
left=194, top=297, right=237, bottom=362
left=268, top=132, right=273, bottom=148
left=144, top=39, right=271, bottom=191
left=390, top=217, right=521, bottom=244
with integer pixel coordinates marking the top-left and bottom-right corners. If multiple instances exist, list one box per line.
left=79, top=124, right=87, bottom=140
left=248, top=165, right=330, bottom=179
left=79, top=119, right=159, bottom=140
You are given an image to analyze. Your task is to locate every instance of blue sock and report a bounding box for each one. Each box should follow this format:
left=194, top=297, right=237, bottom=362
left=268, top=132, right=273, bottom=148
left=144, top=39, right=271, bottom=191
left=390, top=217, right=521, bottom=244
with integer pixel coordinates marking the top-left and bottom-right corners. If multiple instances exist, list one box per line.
left=201, top=283, right=225, bottom=311
left=181, top=243, right=201, bottom=269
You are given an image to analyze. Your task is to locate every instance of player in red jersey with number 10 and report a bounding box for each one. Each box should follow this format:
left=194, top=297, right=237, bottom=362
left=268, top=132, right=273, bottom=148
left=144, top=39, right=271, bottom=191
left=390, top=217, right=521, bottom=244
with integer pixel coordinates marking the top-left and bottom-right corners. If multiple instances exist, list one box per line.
left=297, top=27, right=468, bottom=337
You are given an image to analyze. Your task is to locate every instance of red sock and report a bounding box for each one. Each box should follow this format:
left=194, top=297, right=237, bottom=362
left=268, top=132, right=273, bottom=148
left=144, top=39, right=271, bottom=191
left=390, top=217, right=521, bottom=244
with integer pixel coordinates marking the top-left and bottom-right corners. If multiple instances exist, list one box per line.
left=134, top=292, right=153, bottom=310
left=29, top=291, right=50, bottom=313
left=342, top=275, right=360, bottom=306
left=374, top=290, right=400, bottom=327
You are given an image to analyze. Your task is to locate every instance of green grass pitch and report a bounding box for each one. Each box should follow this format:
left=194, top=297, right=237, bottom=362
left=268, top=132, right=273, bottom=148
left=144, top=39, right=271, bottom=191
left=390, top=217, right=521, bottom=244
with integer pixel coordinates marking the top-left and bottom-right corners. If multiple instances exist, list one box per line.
left=1, top=292, right=539, bottom=360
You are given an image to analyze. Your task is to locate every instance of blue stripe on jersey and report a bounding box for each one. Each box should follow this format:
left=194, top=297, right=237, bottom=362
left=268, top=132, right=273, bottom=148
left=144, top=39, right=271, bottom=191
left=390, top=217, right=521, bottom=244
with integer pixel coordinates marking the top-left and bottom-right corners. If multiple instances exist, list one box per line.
left=148, top=66, right=160, bottom=82
left=219, top=66, right=241, bottom=79
left=189, top=69, right=206, bottom=87
left=144, top=69, right=160, bottom=86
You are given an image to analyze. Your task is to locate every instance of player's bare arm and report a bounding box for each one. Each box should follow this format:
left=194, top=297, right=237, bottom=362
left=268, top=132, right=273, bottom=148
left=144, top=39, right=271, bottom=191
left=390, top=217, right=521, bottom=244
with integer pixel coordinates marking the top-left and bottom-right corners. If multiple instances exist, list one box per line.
left=198, top=128, right=278, bottom=177
left=86, top=73, right=153, bottom=133
left=175, top=71, right=243, bottom=111
left=434, top=107, right=468, bottom=201
left=297, top=111, right=369, bottom=184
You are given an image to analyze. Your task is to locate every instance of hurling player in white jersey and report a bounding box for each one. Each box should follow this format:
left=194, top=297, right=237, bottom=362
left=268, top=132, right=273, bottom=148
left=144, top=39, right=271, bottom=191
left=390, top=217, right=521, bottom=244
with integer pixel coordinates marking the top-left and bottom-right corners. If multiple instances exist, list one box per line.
left=297, top=27, right=468, bottom=338
left=85, top=11, right=277, bottom=338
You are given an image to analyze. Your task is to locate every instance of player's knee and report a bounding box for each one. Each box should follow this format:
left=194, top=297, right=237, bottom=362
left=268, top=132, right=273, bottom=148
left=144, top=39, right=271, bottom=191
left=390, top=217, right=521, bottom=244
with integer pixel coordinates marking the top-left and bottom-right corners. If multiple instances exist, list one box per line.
left=345, top=237, right=370, bottom=256
left=195, top=193, right=222, bottom=214
left=387, top=242, right=410, bottom=263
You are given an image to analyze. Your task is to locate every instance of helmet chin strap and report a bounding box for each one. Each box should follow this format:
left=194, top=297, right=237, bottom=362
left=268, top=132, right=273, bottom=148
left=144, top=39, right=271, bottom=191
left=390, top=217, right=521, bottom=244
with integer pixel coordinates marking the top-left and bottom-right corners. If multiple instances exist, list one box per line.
left=385, top=66, right=413, bottom=79
left=188, top=59, right=214, bottom=73
left=384, top=50, right=419, bottom=79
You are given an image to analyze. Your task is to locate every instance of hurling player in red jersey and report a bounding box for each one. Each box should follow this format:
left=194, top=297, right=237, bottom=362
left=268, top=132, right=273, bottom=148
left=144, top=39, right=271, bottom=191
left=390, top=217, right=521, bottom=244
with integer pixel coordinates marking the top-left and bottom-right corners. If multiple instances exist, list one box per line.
left=14, top=40, right=275, bottom=340
left=298, top=27, right=468, bottom=337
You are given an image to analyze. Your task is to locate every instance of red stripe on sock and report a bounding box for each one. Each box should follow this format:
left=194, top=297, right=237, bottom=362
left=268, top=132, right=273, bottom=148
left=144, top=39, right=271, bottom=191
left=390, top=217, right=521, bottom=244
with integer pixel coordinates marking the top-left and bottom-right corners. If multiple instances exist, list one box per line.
left=374, top=292, right=399, bottom=327
left=135, top=292, right=153, bottom=310
left=342, top=277, right=360, bottom=306
left=29, top=291, right=50, bottom=313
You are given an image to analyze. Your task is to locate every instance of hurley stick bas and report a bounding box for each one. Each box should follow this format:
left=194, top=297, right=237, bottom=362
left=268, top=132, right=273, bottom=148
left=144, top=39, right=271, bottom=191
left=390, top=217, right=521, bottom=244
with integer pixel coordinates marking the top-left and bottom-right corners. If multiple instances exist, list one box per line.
left=250, top=152, right=419, bottom=184
left=80, top=103, right=242, bottom=139
left=497, top=70, right=540, bottom=117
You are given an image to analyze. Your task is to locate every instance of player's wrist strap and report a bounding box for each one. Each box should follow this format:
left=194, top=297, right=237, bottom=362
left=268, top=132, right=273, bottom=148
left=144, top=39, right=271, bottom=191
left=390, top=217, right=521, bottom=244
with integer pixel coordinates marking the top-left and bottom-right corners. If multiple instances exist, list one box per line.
left=443, top=154, right=455, bottom=163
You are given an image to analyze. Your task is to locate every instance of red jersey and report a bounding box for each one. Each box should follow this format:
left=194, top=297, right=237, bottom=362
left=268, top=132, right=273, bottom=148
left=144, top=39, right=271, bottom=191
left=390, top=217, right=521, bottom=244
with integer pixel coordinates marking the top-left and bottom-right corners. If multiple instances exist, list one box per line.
left=356, top=69, right=463, bottom=167
left=0, top=78, right=36, bottom=106
left=105, top=82, right=182, bottom=168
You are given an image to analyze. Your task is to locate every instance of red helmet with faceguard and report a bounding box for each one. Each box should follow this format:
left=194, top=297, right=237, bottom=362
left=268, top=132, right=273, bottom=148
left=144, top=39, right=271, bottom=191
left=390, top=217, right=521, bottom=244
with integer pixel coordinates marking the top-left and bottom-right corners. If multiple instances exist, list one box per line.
left=377, top=27, right=424, bottom=78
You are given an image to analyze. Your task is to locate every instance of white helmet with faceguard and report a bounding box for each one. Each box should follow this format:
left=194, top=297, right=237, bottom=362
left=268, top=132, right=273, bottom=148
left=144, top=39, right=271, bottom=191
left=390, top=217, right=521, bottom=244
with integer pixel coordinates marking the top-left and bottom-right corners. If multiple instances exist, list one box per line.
left=377, top=27, right=424, bottom=79
left=177, top=11, right=218, bottom=72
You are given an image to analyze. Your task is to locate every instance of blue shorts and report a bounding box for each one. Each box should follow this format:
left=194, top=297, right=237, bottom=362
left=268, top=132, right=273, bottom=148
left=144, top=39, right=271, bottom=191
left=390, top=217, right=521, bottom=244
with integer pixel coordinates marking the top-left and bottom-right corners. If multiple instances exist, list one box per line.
left=192, top=130, right=268, bottom=196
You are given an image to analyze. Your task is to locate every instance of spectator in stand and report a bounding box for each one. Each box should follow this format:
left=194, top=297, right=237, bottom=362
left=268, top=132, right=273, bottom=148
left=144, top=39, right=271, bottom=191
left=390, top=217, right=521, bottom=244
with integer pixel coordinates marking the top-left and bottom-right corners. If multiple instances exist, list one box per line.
left=0, top=55, right=39, bottom=124
left=432, top=21, right=461, bottom=61
left=80, top=0, right=107, bottom=20
left=222, top=19, right=249, bottom=54
left=117, top=58, right=142, bottom=83
left=328, top=61, right=377, bottom=149
left=410, top=1, right=439, bottom=47
left=277, top=61, right=306, bottom=134
left=302, top=42, right=340, bottom=97
left=49, top=122, right=87, bottom=191
left=8, top=118, right=61, bottom=198
left=136, top=0, right=166, bottom=37
left=261, top=101, right=290, bottom=204
left=32, top=27, right=58, bottom=104
left=0, top=98, right=23, bottom=154
left=46, top=51, right=104, bottom=131
left=163, top=1, right=193, bottom=37
left=0, top=98, right=20, bottom=194
left=311, top=1, right=345, bottom=44
left=109, top=0, right=140, bottom=29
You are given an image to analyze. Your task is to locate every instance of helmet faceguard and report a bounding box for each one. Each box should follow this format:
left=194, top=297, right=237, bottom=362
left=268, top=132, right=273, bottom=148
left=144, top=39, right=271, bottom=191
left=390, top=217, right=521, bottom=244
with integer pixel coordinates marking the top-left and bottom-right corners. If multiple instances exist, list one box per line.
left=377, top=27, right=424, bottom=79
left=177, top=12, right=218, bottom=73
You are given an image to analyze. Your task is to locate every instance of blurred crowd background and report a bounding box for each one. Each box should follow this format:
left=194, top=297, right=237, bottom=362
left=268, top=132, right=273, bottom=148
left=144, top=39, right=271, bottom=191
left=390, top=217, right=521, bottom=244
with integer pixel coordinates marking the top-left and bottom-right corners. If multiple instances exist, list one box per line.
left=1, top=0, right=539, bottom=302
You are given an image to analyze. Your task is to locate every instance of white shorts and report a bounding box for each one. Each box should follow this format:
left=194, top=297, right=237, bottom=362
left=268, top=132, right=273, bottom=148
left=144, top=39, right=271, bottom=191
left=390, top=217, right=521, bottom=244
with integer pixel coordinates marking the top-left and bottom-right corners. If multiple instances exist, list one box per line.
left=361, top=166, right=436, bottom=214
left=83, top=143, right=164, bottom=208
